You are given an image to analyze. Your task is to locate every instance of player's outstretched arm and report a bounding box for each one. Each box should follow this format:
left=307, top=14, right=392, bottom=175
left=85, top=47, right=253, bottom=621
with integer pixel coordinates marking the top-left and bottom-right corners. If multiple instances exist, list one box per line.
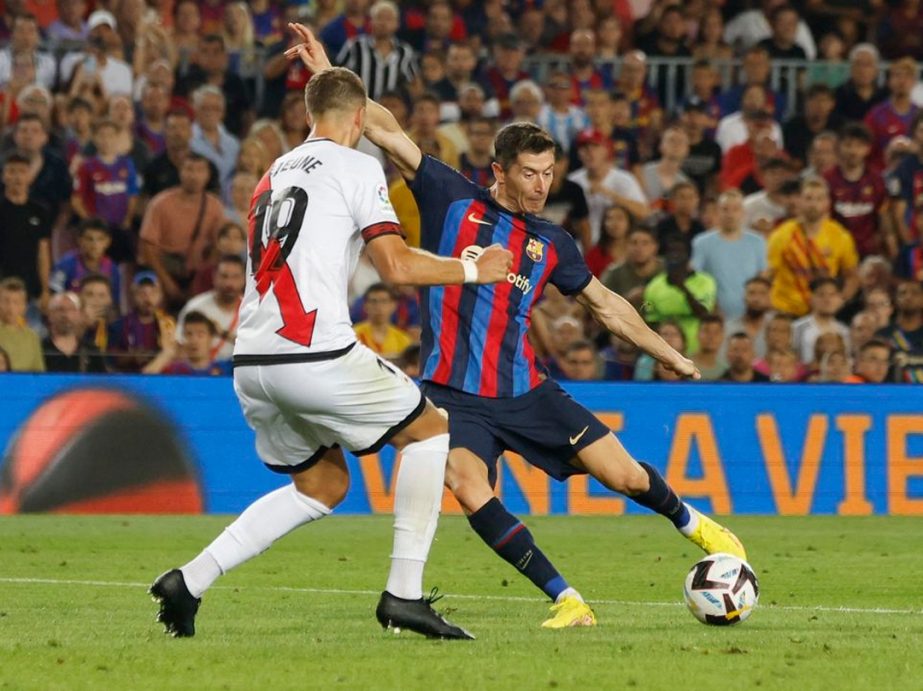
left=285, top=22, right=422, bottom=181
left=576, top=277, right=701, bottom=380
left=366, top=235, right=512, bottom=287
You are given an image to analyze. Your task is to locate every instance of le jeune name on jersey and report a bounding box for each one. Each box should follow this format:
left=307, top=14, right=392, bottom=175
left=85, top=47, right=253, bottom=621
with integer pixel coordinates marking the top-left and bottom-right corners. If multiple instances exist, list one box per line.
left=270, top=154, right=324, bottom=176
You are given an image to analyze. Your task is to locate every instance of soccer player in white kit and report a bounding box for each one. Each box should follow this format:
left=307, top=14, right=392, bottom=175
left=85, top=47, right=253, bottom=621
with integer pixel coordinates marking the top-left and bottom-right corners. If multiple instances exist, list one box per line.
left=150, top=67, right=513, bottom=639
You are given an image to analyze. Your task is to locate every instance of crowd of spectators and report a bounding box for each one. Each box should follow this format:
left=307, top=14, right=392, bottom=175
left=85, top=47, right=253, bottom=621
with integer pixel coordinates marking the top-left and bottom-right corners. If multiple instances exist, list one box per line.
left=1, top=0, right=923, bottom=385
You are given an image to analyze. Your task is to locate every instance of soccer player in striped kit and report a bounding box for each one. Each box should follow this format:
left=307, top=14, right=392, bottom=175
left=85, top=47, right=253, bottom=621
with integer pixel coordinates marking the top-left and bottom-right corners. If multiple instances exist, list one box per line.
left=289, top=24, right=749, bottom=629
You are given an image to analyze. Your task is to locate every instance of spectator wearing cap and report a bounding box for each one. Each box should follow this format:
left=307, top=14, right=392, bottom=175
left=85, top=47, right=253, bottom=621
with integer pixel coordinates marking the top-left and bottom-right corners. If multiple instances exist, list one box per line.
left=691, top=189, right=768, bottom=320
left=768, top=177, right=859, bottom=317
left=48, top=0, right=90, bottom=42
left=108, top=270, right=176, bottom=373
left=479, top=33, right=530, bottom=121
left=50, top=218, right=121, bottom=301
left=139, top=153, right=226, bottom=309
left=176, top=34, right=254, bottom=140
left=336, top=0, right=419, bottom=102
left=886, top=112, right=923, bottom=249
left=724, top=0, right=817, bottom=59
left=783, top=85, right=843, bottom=169
left=716, top=84, right=784, bottom=154
left=319, top=0, right=371, bottom=58
left=190, top=84, right=241, bottom=199
left=60, top=10, right=134, bottom=96
left=865, top=58, right=920, bottom=170
left=0, top=13, right=56, bottom=90
left=567, top=29, right=612, bottom=107
left=742, top=157, right=793, bottom=235
left=718, top=45, right=786, bottom=121
left=835, top=44, right=888, bottom=122
left=569, top=129, right=649, bottom=241
left=537, top=69, right=589, bottom=152
left=0, top=152, right=51, bottom=311
left=42, top=292, right=107, bottom=373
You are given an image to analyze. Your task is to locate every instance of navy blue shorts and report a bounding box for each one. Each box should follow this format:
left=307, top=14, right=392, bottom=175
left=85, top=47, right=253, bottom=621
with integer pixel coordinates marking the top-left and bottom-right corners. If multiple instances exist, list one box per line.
left=420, top=379, right=610, bottom=486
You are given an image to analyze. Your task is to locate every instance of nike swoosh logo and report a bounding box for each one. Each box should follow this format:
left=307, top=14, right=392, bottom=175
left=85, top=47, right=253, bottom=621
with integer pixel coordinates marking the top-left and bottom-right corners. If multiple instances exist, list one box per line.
left=467, top=212, right=492, bottom=226
left=569, top=426, right=589, bottom=445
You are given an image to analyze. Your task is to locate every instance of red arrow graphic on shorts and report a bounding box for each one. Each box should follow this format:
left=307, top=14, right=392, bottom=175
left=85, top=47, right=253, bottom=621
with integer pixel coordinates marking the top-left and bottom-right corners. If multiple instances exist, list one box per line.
left=255, top=239, right=317, bottom=347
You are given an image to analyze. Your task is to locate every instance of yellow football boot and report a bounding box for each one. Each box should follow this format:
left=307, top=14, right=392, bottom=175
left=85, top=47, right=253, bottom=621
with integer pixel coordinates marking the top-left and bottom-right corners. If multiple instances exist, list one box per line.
left=686, top=510, right=747, bottom=560
left=540, top=596, right=597, bottom=629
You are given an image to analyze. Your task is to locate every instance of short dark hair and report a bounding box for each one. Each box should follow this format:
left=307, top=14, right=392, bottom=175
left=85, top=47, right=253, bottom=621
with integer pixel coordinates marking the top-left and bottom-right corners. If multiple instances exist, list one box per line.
left=216, top=254, right=246, bottom=270
left=860, top=338, right=891, bottom=355
left=201, top=33, right=226, bottom=49
left=304, top=67, right=367, bottom=117
left=0, top=276, right=27, bottom=293
left=184, top=310, right=217, bottom=335
left=745, top=275, right=772, bottom=289
left=184, top=152, right=211, bottom=166
left=16, top=112, right=45, bottom=129
left=78, top=273, right=112, bottom=292
left=770, top=4, right=799, bottom=24
left=810, top=276, right=840, bottom=293
left=67, top=96, right=93, bottom=113
left=364, top=282, right=395, bottom=300
left=805, top=83, right=834, bottom=101
left=627, top=225, right=657, bottom=241
left=3, top=151, right=31, bottom=167
left=669, top=180, right=698, bottom=198
left=413, top=91, right=441, bottom=109
left=700, top=314, right=725, bottom=327
left=78, top=218, right=111, bottom=236
left=728, top=331, right=751, bottom=342
left=839, top=122, right=873, bottom=144
left=493, top=122, right=556, bottom=170
left=565, top=339, right=596, bottom=356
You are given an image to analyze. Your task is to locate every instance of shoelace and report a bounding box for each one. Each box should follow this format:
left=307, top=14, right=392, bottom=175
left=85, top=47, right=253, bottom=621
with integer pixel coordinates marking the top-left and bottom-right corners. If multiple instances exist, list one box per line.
left=424, top=587, right=444, bottom=606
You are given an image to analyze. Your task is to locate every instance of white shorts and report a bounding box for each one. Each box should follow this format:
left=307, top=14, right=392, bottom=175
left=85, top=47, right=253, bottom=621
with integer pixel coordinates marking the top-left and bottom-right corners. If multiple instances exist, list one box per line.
left=233, top=343, right=424, bottom=473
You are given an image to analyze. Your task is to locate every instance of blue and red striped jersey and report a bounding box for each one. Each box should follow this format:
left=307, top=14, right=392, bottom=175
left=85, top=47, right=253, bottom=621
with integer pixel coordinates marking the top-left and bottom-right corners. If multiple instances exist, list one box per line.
left=410, top=155, right=592, bottom=398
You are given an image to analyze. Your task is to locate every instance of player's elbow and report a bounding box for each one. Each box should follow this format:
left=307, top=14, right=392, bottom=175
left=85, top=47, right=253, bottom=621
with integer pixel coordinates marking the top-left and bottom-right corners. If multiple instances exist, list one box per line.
left=375, top=256, right=414, bottom=286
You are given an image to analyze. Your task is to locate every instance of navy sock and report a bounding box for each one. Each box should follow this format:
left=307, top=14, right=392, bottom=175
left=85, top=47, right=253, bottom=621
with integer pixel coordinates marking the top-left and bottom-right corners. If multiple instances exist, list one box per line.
left=467, top=497, right=568, bottom=600
left=631, top=462, right=691, bottom=529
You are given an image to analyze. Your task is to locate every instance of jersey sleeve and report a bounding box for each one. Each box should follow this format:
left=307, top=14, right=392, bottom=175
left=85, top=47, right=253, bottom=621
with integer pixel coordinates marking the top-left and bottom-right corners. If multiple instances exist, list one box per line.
left=349, top=158, right=403, bottom=244
left=549, top=229, right=593, bottom=296
left=408, top=155, right=480, bottom=247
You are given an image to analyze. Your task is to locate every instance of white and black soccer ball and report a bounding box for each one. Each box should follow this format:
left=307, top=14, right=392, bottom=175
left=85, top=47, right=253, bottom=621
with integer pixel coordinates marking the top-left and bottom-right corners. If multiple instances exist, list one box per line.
left=683, top=553, right=759, bottom=626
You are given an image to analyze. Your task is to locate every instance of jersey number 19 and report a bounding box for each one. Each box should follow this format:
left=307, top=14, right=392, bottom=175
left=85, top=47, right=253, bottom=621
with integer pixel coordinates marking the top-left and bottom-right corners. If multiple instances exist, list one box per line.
left=250, top=186, right=318, bottom=347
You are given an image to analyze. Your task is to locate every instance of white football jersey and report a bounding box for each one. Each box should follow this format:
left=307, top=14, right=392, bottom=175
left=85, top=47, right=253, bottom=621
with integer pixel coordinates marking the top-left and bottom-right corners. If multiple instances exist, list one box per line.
left=234, top=138, right=401, bottom=359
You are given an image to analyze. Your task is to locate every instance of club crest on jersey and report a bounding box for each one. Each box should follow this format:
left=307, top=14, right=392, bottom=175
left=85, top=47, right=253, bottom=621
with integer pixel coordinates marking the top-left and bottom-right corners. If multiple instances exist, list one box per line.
left=526, top=238, right=544, bottom=262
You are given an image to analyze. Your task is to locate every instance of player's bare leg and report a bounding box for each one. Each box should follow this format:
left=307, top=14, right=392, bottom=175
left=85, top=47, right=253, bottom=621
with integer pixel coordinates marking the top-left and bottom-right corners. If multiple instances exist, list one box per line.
left=445, top=448, right=595, bottom=629
left=374, top=402, right=474, bottom=639
left=572, top=434, right=746, bottom=559
left=150, top=449, right=348, bottom=637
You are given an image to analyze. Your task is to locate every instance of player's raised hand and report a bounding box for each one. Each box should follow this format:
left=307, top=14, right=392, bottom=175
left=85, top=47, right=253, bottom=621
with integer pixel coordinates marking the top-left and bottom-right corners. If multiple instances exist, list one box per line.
left=474, top=243, right=514, bottom=284
left=665, top=356, right=701, bottom=380
left=284, top=22, right=333, bottom=73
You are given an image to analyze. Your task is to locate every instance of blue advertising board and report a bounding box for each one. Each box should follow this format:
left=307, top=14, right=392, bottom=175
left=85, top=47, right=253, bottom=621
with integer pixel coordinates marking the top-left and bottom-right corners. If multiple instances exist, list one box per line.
left=1, top=374, right=921, bottom=516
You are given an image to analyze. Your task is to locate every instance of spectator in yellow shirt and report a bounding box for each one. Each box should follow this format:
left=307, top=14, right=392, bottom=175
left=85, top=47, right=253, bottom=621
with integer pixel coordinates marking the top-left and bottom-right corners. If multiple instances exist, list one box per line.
left=354, top=283, right=413, bottom=360
left=767, top=177, right=859, bottom=317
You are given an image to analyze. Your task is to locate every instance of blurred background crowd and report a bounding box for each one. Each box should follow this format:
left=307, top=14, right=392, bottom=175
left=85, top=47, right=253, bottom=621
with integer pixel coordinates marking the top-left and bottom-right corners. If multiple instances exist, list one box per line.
left=1, top=0, right=922, bottom=384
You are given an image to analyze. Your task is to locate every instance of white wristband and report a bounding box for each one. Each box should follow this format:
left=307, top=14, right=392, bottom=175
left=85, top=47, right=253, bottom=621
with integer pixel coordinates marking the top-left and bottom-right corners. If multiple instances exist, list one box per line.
left=461, top=259, right=478, bottom=284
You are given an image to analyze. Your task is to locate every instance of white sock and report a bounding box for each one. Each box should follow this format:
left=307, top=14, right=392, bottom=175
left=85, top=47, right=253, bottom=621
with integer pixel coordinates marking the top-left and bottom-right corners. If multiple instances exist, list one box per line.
left=181, top=484, right=331, bottom=598
left=385, top=433, right=449, bottom=600
left=555, top=587, right=584, bottom=604
left=677, top=503, right=700, bottom=537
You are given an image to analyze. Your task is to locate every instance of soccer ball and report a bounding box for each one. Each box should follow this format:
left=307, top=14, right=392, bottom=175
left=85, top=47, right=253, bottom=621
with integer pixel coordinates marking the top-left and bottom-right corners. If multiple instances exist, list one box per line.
left=683, top=553, right=759, bottom=626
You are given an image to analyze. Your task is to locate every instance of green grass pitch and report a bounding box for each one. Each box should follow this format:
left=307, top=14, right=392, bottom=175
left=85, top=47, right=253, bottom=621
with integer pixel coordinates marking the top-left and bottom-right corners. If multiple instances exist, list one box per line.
left=1, top=514, right=921, bottom=690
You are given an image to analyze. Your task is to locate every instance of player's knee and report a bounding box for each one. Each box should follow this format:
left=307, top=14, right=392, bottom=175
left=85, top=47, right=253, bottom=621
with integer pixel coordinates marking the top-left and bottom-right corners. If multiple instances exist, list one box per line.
left=445, top=458, right=491, bottom=513
left=597, top=462, right=648, bottom=496
left=292, top=465, right=350, bottom=508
